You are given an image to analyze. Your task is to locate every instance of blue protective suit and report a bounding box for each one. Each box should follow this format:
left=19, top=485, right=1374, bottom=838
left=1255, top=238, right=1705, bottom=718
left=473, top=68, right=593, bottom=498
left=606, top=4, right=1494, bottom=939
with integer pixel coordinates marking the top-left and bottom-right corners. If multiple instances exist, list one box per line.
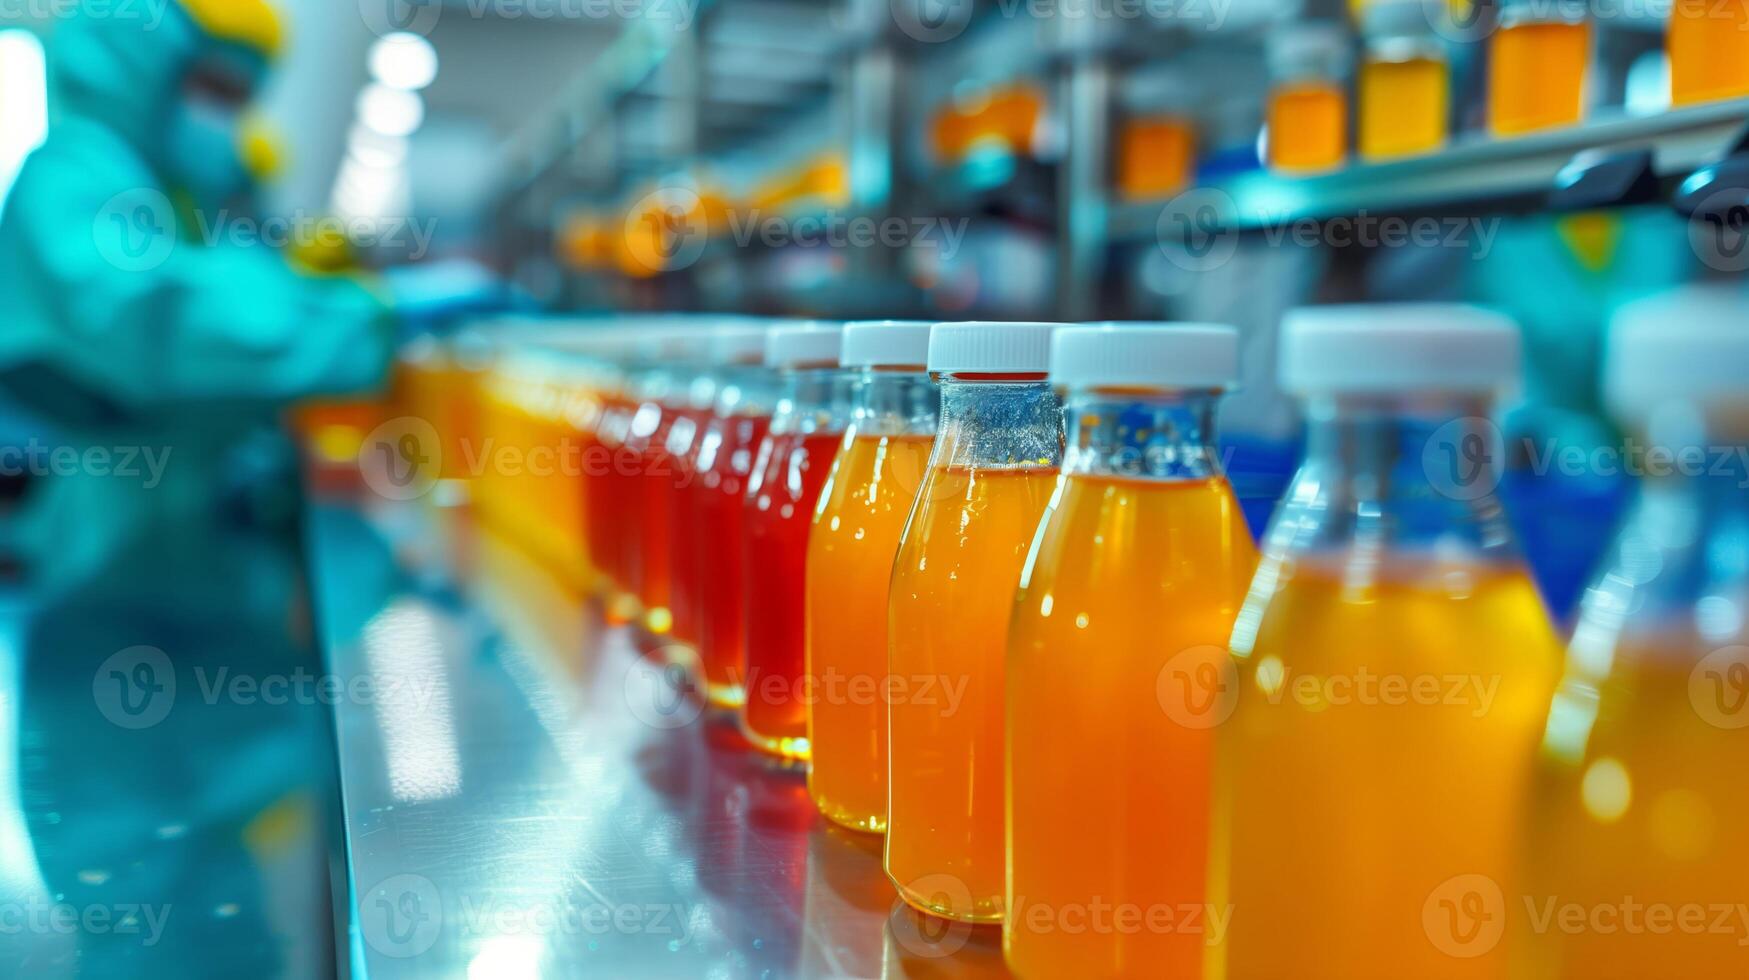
left=0, top=2, right=392, bottom=606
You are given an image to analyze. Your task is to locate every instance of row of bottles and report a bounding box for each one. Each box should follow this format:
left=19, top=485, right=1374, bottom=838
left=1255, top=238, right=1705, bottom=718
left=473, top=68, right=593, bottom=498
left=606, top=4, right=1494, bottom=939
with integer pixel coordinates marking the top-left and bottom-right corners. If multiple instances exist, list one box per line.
left=447, top=290, right=1744, bottom=977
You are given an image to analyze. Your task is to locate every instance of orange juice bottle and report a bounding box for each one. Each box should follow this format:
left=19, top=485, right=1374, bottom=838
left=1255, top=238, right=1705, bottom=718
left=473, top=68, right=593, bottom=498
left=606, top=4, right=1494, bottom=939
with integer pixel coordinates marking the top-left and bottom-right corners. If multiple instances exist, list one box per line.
left=1006, top=324, right=1257, bottom=978
left=806, top=321, right=939, bottom=833
left=1265, top=21, right=1353, bottom=172
left=1489, top=0, right=1590, bottom=137
left=887, top=321, right=1063, bottom=923
left=1523, top=287, right=1749, bottom=977
left=1211, top=305, right=1563, bottom=979
left=741, top=323, right=850, bottom=759
left=1358, top=0, right=1449, bottom=160
left=1668, top=0, right=1749, bottom=105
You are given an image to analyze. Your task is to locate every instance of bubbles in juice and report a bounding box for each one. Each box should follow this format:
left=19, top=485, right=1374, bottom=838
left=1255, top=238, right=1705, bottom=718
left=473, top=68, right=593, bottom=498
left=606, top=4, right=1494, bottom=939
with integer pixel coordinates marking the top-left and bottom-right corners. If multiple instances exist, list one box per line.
left=1267, top=81, right=1347, bottom=172
left=1213, top=556, right=1561, bottom=979
left=695, top=413, right=770, bottom=707
left=1488, top=20, right=1589, bottom=136
left=1523, top=632, right=1749, bottom=976
left=805, top=433, right=936, bottom=833
left=741, top=430, right=843, bottom=758
left=1005, top=475, right=1256, bottom=977
left=1359, top=56, right=1448, bottom=160
left=887, top=464, right=1058, bottom=922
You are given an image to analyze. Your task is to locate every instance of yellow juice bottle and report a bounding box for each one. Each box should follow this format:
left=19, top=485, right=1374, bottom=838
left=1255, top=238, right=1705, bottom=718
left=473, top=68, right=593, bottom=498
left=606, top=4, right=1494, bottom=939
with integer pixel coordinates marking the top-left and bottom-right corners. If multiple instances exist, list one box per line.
left=1211, top=305, right=1563, bottom=979
left=1358, top=0, right=1449, bottom=161
left=1266, top=21, right=1353, bottom=172
left=1523, top=287, right=1749, bottom=977
left=887, top=321, right=1062, bottom=923
left=1489, top=1, right=1590, bottom=136
left=806, top=322, right=939, bottom=834
left=1006, top=325, right=1257, bottom=978
left=1668, top=0, right=1749, bottom=106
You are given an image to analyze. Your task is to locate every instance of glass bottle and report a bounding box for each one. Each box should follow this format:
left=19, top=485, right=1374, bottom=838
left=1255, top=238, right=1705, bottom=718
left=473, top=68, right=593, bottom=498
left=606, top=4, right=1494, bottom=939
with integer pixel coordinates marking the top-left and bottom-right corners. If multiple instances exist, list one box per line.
left=1523, top=286, right=1749, bottom=977
left=741, top=323, right=850, bottom=760
left=1212, top=305, right=1563, bottom=978
left=886, top=321, right=1062, bottom=923
left=1489, top=0, right=1590, bottom=137
left=1006, top=324, right=1257, bottom=977
left=1358, top=0, right=1450, bottom=160
left=1265, top=20, right=1352, bottom=173
left=806, top=321, right=940, bottom=833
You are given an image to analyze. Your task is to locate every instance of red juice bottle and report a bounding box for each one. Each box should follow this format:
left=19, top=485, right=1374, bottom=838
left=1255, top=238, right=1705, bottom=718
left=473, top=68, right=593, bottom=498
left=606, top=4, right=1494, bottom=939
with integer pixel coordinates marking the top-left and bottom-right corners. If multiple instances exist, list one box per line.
left=741, top=323, right=849, bottom=759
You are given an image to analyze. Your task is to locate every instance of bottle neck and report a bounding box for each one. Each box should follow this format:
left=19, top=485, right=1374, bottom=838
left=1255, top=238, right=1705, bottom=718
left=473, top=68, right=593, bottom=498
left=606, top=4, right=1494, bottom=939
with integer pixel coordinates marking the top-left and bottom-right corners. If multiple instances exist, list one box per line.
left=935, top=376, right=1064, bottom=470
left=714, top=364, right=779, bottom=418
left=1063, top=389, right=1223, bottom=482
left=1284, top=393, right=1518, bottom=557
left=773, top=367, right=852, bottom=435
left=851, top=368, right=939, bottom=438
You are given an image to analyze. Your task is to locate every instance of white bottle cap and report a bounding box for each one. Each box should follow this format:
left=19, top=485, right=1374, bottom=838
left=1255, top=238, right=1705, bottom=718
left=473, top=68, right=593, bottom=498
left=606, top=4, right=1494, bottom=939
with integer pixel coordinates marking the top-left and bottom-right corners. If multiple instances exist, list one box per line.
left=765, top=322, right=844, bottom=369
left=1607, top=286, right=1749, bottom=418
left=927, top=321, right=1059, bottom=375
left=1280, top=304, right=1521, bottom=395
left=708, top=319, right=770, bottom=366
left=1052, top=322, right=1240, bottom=390
left=841, top=321, right=934, bottom=368
left=635, top=320, right=712, bottom=363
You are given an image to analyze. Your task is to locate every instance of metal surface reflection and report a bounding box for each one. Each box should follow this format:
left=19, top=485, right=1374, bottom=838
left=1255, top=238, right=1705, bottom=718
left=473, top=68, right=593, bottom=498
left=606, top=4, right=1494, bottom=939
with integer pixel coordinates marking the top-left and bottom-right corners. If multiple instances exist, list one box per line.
left=313, top=503, right=1018, bottom=977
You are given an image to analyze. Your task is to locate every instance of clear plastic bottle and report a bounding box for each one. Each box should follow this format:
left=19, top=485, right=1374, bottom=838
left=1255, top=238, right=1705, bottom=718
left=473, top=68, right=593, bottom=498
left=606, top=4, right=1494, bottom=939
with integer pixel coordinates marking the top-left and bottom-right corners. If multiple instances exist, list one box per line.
left=1358, top=0, right=1449, bottom=161
left=1265, top=20, right=1352, bottom=173
left=1006, top=324, right=1257, bottom=978
left=1489, top=0, right=1590, bottom=137
left=622, top=324, right=709, bottom=635
left=806, top=321, right=940, bottom=834
left=693, top=328, right=781, bottom=709
left=886, top=321, right=1062, bottom=923
left=1523, top=286, right=1749, bottom=977
left=669, top=321, right=767, bottom=654
left=1211, top=306, right=1563, bottom=979
left=741, top=323, right=850, bottom=760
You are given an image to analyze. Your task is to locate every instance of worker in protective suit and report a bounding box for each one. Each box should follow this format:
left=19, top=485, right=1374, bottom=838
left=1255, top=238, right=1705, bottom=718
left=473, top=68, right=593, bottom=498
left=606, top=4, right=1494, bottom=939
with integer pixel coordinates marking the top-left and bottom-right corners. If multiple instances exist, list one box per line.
left=0, top=2, right=396, bottom=974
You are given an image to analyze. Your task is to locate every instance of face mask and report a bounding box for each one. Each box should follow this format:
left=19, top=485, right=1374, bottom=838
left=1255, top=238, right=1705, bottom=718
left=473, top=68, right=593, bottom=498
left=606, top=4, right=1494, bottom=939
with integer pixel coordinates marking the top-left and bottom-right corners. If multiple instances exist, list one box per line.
left=165, top=96, right=249, bottom=206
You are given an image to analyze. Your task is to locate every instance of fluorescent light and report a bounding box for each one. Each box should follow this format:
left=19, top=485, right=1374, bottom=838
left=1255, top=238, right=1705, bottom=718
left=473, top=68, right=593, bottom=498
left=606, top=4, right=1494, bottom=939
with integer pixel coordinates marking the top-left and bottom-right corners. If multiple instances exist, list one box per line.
left=356, top=82, right=425, bottom=138
left=369, top=32, right=439, bottom=92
